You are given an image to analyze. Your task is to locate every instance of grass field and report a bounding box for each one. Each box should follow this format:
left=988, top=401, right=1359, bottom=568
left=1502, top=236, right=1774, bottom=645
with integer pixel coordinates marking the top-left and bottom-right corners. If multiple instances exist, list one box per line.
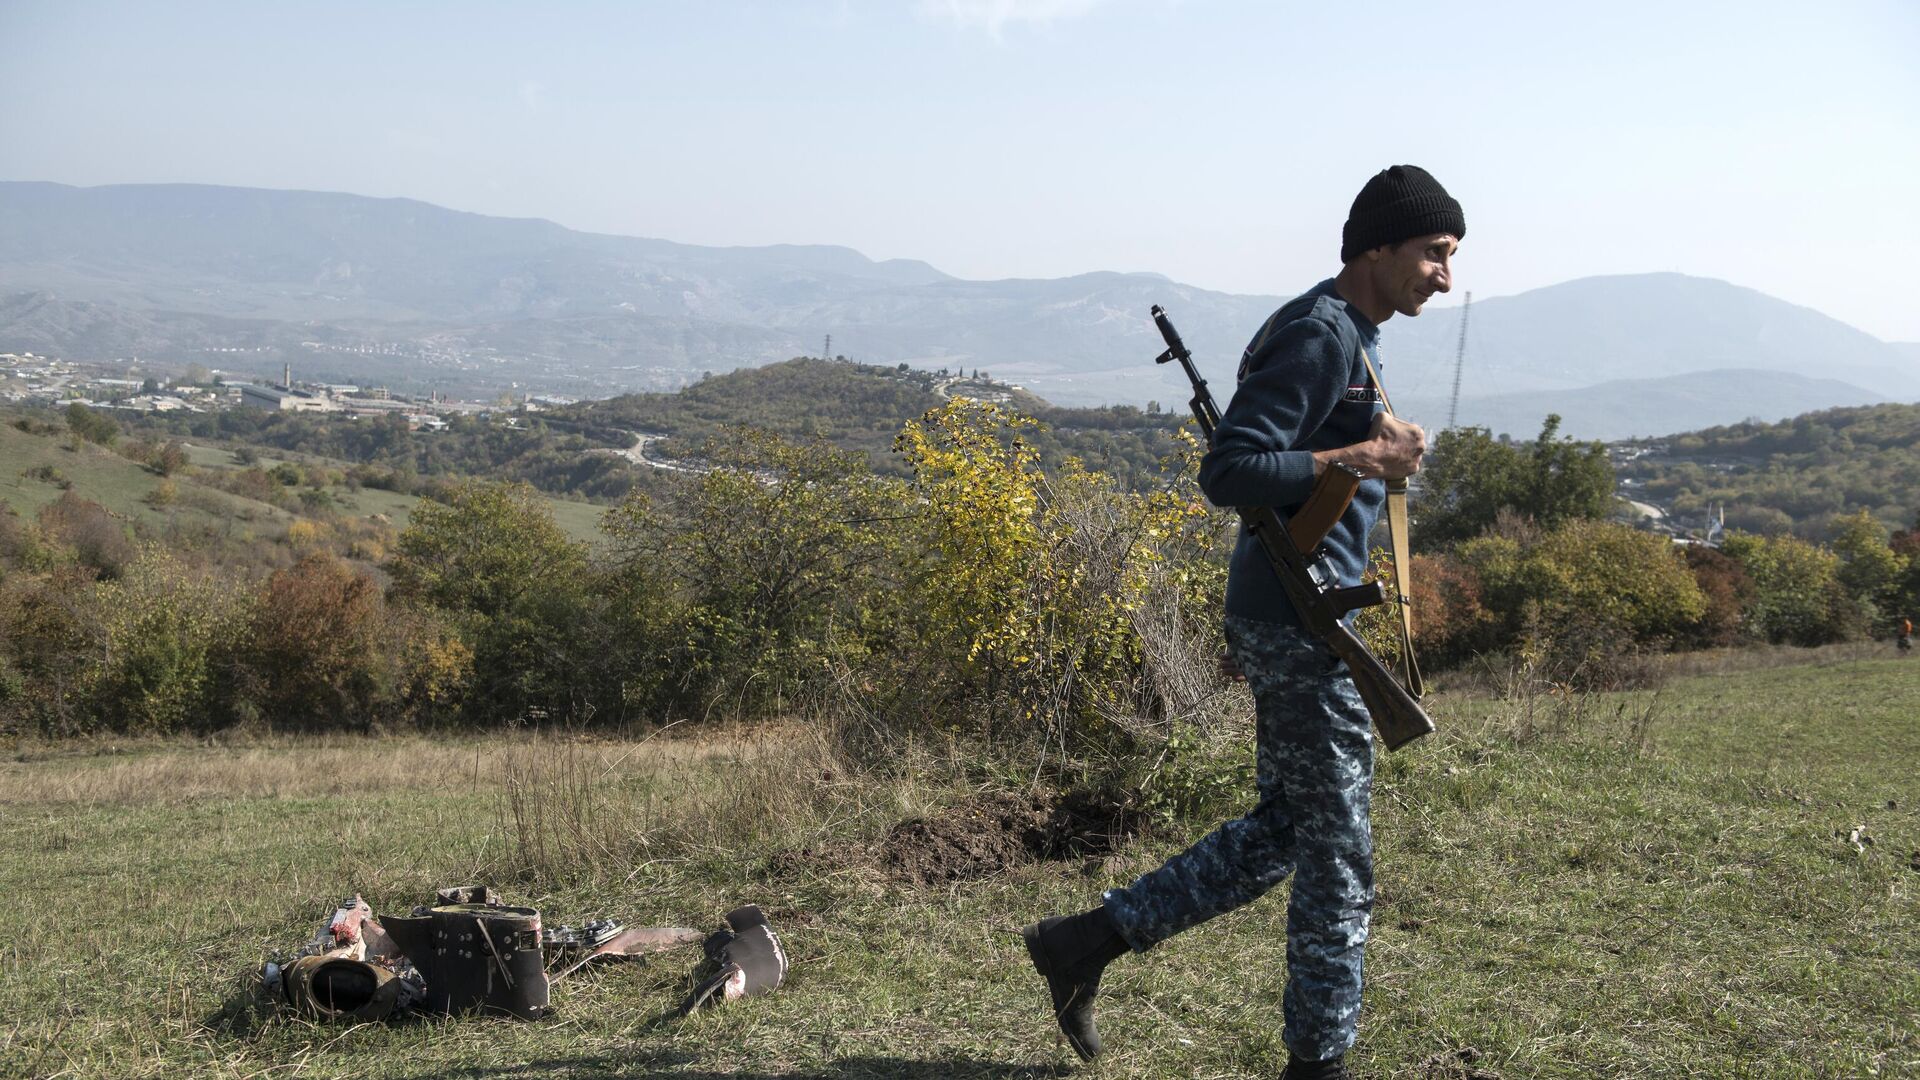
left=1, top=651, right=1916, bottom=1079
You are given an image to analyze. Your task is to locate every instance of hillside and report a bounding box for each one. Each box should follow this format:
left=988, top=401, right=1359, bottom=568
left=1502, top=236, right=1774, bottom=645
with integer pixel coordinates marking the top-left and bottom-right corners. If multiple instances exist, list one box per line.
left=1617, top=401, right=1920, bottom=536
left=0, top=412, right=609, bottom=555
left=566, top=357, right=1188, bottom=486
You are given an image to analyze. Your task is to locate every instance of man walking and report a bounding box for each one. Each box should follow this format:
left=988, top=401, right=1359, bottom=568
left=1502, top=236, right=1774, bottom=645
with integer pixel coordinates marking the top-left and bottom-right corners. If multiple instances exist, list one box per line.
left=1021, top=165, right=1464, bottom=1078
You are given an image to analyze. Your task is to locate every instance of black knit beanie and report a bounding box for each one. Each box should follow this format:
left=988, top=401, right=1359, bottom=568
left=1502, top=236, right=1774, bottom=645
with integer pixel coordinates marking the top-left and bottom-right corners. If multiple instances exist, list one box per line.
left=1340, top=165, right=1465, bottom=263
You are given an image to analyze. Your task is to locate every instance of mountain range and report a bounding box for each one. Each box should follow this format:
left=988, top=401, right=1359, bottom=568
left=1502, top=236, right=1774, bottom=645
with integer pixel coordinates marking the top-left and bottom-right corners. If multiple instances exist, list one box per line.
left=2, top=180, right=1913, bottom=439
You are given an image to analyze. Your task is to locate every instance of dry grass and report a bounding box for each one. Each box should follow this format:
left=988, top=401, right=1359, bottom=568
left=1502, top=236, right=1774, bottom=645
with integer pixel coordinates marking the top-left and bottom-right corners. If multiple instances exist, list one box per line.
left=0, top=729, right=831, bottom=806
left=490, top=725, right=1005, bottom=890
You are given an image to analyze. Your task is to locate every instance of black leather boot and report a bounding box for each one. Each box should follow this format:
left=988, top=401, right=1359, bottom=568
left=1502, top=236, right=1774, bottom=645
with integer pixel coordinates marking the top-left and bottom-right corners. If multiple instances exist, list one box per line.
left=1020, top=906, right=1129, bottom=1061
left=1281, top=1054, right=1347, bottom=1079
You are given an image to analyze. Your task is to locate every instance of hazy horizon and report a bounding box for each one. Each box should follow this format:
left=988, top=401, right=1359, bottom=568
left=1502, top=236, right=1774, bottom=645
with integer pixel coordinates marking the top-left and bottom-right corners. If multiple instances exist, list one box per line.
left=4, top=1, right=1916, bottom=339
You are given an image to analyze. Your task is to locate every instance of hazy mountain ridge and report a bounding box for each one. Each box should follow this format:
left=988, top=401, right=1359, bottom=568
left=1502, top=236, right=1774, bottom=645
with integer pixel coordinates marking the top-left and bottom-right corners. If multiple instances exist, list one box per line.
left=3, top=182, right=1912, bottom=434
left=1394, top=367, right=1886, bottom=443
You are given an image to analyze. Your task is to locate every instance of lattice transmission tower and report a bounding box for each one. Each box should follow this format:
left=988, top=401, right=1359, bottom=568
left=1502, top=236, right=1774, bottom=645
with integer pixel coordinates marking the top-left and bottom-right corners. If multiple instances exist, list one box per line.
left=1446, top=291, right=1471, bottom=430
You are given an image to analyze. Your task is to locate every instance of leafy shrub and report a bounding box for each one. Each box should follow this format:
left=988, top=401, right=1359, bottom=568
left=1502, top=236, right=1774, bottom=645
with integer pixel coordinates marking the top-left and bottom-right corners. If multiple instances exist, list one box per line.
left=390, top=481, right=605, bottom=725
left=890, top=402, right=1221, bottom=746
left=1681, top=546, right=1752, bottom=648
left=1721, top=531, right=1861, bottom=645
left=83, top=549, right=251, bottom=733
left=38, top=491, right=135, bottom=579
left=65, top=402, right=119, bottom=447
left=602, top=429, right=907, bottom=717
left=22, top=464, right=70, bottom=489
left=0, top=567, right=99, bottom=735
left=144, top=478, right=178, bottom=508
left=1455, top=517, right=1706, bottom=685
left=1406, top=550, right=1498, bottom=666
left=391, top=480, right=587, bottom=619
left=242, top=553, right=392, bottom=730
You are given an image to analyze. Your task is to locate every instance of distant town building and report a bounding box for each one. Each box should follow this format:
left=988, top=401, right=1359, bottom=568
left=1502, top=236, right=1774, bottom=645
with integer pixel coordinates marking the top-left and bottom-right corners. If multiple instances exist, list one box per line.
left=239, top=383, right=334, bottom=412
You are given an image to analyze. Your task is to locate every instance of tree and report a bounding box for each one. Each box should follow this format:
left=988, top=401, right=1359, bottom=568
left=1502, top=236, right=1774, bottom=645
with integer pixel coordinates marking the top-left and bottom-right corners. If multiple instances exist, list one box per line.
left=1414, top=415, right=1614, bottom=551
left=245, top=553, right=390, bottom=729
left=65, top=403, right=119, bottom=447
left=1721, top=532, right=1858, bottom=645
left=390, top=481, right=586, bottom=619
left=1828, top=509, right=1907, bottom=630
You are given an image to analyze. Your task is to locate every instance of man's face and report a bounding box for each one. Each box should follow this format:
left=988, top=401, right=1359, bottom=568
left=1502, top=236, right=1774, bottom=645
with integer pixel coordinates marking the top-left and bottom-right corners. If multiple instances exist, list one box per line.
left=1370, top=233, right=1458, bottom=318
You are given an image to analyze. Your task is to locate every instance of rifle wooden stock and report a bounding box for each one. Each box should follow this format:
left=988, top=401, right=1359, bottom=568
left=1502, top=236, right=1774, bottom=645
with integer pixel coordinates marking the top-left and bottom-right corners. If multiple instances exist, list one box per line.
left=1150, top=303, right=1434, bottom=751
left=1245, top=506, right=1435, bottom=750
left=1286, top=464, right=1363, bottom=554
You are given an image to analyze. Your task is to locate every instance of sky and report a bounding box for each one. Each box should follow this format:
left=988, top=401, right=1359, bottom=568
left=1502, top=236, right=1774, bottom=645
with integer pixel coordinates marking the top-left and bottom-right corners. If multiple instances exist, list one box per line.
left=4, top=0, right=1919, bottom=340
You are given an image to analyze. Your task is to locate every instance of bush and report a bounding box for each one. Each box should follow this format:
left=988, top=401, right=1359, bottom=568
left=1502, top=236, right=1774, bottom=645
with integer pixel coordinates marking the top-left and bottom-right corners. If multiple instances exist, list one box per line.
left=1453, top=517, right=1706, bottom=684
left=1721, top=531, right=1860, bottom=645
left=65, top=402, right=119, bottom=447
left=1681, top=546, right=1752, bottom=648
left=83, top=549, right=251, bottom=733
left=38, top=491, right=135, bottom=579
left=1407, top=550, right=1498, bottom=666
left=888, top=402, right=1222, bottom=746
left=390, top=480, right=606, bottom=725
left=604, top=429, right=910, bottom=717
left=0, top=568, right=100, bottom=736
left=391, top=481, right=586, bottom=619
left=242, top=553, right=393, bottom=730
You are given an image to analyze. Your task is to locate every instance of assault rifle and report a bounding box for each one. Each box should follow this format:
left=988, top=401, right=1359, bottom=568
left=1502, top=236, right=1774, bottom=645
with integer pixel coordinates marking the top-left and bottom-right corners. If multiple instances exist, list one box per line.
left=1151, top=304, right=1434, bottom=750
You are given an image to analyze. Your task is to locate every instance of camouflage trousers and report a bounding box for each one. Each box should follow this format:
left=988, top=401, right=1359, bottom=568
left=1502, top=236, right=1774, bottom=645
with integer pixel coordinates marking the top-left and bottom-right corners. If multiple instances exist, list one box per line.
left=1102, top=614, right=1375, bottom=1062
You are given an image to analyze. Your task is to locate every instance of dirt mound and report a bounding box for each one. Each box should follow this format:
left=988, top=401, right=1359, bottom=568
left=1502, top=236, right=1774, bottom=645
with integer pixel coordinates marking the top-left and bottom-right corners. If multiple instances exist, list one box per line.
left=877, top=786, right=1152, bottom=886
left=1034, top=785, right=1150, bottom=858
left=880, top=793, right=1049, bottom=887
left=767, top=786, right=1156, bottom=889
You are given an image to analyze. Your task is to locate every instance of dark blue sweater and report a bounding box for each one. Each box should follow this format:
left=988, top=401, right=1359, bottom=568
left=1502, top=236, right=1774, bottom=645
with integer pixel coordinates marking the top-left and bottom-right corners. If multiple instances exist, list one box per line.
left=1198, top=278, right=1386, bottom=625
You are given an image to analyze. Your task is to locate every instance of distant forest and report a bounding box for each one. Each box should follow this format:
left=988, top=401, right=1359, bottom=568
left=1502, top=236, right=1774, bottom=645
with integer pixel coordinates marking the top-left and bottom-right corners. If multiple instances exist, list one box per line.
left=1619, top=402, right=1920, bottom=537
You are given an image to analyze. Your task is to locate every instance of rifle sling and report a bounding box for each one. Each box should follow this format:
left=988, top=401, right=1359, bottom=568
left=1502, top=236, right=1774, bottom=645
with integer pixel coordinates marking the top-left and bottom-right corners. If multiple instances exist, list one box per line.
left=1358, top=346, right=1424, bottom=699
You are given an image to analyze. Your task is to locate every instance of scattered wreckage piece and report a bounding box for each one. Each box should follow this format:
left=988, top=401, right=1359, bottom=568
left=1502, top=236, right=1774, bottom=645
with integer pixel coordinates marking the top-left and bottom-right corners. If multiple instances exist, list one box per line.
left=549, top=924, right=706, bottom=984
left=280, top=953, right=423, bottom=1021
left=676, top=905, right=789, bottom=1017
left=262, top=887, right=784, bottom=1024
left=263, top=893, right=426, bottom=1020
left=382, top=901, right=550, bottom=1020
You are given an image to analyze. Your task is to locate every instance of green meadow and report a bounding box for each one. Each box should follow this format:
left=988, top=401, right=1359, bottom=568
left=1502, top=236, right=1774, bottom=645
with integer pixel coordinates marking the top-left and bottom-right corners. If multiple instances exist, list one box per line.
left=2, top=650, right=1914, bottom=1079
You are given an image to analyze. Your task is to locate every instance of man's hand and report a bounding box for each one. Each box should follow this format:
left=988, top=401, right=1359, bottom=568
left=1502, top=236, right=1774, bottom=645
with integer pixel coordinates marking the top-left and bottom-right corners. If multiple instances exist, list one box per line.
left=1218, top=649, right=1246, bottom=683
left=1315, top=412, right=1426, bottom=480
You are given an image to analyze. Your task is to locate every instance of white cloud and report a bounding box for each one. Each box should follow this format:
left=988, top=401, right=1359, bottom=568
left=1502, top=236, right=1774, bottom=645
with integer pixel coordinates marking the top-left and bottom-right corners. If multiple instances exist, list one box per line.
left=923, top=0, right=1107, bottom=34
left=518, top=80, right=546, bottom=113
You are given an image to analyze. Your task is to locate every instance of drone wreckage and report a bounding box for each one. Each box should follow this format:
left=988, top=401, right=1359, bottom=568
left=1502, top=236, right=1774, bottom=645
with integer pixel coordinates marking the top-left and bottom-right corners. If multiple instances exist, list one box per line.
left=262, top=886, right=787, bottom=1022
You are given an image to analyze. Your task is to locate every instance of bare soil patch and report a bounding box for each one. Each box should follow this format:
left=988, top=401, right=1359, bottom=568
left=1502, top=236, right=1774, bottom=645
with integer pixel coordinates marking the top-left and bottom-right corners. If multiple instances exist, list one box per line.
left=772, top=787, right=1152, bottom=888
